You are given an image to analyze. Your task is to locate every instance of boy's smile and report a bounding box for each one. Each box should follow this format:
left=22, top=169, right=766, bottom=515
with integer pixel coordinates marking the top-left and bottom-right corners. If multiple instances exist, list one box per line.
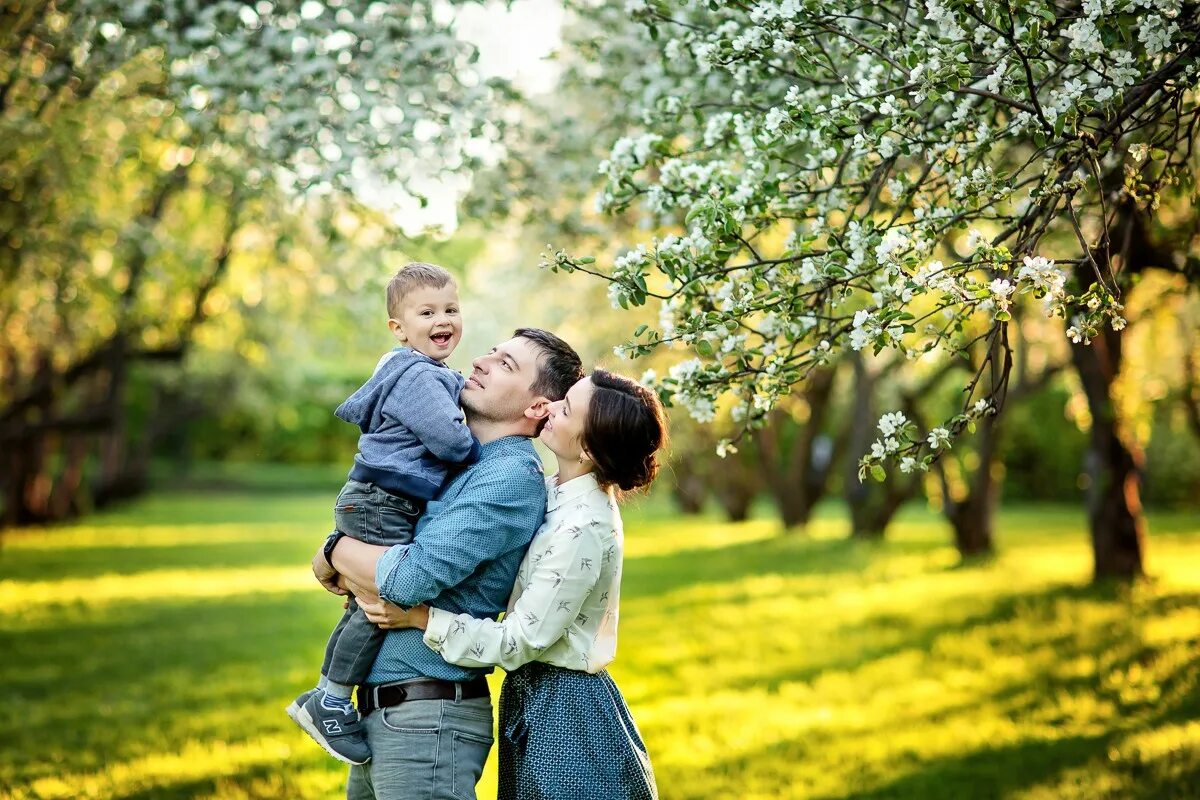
left=390, top=284, right=462, bottom=361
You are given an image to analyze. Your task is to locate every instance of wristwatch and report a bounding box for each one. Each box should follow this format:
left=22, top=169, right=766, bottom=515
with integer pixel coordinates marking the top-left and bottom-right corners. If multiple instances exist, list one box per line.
left=323, top=530, right=346, bottom=569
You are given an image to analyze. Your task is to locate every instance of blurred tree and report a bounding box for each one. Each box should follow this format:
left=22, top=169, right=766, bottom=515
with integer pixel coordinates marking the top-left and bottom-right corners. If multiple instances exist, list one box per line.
left=927, top=335, right=1065, bottom=558
left=0, top=1, right=511, bottom=527
left=540, top=1, right=1199, bottom=580
left=752, top=365, right=841, bottom=530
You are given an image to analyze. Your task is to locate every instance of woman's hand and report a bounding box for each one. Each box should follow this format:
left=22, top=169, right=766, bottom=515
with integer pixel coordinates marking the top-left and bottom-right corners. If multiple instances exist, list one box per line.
left=359, top=597, right=431, bottom=630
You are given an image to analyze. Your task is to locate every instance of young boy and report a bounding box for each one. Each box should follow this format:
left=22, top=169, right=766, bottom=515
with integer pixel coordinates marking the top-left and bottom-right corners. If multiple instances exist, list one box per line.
left=287, top=262, right=480, bottom=765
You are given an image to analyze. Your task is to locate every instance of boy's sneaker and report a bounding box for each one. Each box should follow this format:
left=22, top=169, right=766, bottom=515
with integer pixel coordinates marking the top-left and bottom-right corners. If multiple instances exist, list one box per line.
left=285, top=688, right=318, bottom=725
left=291, top=690, right=372, bottom=765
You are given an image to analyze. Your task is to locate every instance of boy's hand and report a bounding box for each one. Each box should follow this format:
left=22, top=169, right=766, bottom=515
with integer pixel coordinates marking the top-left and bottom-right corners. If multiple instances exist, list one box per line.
left=312, top=546, right=348, bottom=596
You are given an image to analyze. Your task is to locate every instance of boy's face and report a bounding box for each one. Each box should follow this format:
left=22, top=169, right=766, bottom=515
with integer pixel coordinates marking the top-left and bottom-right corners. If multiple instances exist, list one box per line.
left=388, top=283, right=462, bottom=361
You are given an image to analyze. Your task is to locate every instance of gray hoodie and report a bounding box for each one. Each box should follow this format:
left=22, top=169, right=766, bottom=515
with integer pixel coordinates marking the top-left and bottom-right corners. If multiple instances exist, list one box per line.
left=336, top=348, right=481, bottom=501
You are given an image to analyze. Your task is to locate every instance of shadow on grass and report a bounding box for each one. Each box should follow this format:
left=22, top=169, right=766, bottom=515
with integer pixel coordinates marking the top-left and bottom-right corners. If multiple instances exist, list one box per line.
left=716, top=581, right=1200, bottom=800
left=724, top=587, right=1077, bottom=694
left=738, top=579, right=1200, bottom=693
left=624, top=534, right=945, bottom=601
left=110, top=762, right=330, bottom=800
left=1, top=590, right=343, bottom=781
left=0, top=539, right=313, bottom=582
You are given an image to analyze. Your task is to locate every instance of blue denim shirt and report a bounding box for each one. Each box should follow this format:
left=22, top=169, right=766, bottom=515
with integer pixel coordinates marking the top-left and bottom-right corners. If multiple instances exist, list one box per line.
left=368, top=435, right=547, bottom=683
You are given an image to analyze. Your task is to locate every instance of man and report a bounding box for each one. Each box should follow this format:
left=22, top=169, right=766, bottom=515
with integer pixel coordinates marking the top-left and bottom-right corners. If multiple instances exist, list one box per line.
left=312, top=328, right=583, bottom=800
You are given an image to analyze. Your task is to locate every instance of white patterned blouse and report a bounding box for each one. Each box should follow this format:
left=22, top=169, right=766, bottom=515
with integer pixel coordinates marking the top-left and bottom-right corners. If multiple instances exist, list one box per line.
left=423, top=471, right=623, bottom=674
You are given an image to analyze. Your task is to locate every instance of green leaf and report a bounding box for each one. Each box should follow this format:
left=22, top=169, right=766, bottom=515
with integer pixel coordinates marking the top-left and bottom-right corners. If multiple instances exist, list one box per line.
left=634, top=324, right=648, bottom=337
left=696, top=339, right=714, bottom=356
left=870, top=464, right=887, bottom=482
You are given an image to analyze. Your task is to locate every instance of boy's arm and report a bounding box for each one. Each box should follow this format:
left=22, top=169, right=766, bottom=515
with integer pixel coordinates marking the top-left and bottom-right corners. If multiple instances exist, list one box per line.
left=384, top=366, right=481, bottom=464
left=374, top=461, right=545, bottom=608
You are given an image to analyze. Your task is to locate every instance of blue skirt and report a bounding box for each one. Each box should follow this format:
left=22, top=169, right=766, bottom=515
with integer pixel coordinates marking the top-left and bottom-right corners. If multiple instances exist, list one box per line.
left=498, top=662, right=659, bottom=800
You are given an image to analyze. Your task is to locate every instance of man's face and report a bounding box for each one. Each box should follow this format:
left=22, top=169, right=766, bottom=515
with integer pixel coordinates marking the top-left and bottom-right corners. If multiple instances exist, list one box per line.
left=461, top=336, right=546, bottom=425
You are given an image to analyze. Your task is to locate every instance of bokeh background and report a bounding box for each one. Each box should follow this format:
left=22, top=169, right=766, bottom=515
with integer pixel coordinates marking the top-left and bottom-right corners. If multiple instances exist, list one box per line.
left=2, top=2, right=1198, bottom=799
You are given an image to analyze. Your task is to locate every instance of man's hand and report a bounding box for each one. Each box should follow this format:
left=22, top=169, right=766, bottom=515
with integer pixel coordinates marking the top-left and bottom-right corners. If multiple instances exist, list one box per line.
left=312, top=545, right=348, bottom=596
left=360, top=598, right=431, bottom=630
left=342, top=576, right=380, bottom=608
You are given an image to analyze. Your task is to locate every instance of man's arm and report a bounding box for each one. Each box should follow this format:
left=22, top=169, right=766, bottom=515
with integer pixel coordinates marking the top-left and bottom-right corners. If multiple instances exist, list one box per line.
left=374, top=460, right=544, bottom=608
left=325, top=538, right=392, bottom=592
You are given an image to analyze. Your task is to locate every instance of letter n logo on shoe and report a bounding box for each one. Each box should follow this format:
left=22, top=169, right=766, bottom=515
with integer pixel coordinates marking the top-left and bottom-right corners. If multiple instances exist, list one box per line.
left=323, top=719, right=343, bottom=735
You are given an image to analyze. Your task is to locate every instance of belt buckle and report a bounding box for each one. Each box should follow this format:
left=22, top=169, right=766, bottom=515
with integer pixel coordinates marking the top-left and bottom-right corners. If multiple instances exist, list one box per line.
left=370, top=684, right=382, bottom=712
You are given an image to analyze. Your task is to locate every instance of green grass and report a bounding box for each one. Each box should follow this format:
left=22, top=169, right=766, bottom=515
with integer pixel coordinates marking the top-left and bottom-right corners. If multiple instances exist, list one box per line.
left=1, top=485, right=1198, bottom=800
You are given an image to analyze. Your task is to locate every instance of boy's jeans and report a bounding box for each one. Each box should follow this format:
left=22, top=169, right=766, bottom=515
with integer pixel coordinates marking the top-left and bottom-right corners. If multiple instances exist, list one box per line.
left=346, top=695, right=494, bottom=800
left=321, top=479, right=422, bottom=685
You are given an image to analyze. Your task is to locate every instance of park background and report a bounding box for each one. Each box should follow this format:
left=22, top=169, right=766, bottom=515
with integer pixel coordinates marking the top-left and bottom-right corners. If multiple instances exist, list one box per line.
left=2, top=2, right=1198, bottom=799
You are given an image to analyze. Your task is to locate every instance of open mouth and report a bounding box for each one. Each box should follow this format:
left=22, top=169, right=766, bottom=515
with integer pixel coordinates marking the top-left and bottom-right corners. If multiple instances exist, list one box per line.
left=431, top=332, right=453, bottom=347
left=467, top=375, right=484, bottom=389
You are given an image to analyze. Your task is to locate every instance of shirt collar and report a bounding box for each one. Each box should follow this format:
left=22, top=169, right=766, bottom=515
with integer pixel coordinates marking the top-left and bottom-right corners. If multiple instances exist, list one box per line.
left=477, top=435, right=536, bottom=459
left=546, top=471, right=603, bottom=512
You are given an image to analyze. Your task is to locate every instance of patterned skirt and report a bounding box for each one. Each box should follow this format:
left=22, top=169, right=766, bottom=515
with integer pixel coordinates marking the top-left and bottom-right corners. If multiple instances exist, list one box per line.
left=498, top=661, right=659, bottom=800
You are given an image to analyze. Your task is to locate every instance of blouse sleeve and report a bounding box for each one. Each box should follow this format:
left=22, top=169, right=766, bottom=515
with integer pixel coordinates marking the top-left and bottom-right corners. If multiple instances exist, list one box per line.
left=423, top=518, right=605, bottom=671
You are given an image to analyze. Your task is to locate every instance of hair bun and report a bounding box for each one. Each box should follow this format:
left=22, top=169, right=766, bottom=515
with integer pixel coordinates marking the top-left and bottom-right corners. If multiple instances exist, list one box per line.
left=583, top=369, right=668, bottom=495
left=617, top=452, right=659, bottom=492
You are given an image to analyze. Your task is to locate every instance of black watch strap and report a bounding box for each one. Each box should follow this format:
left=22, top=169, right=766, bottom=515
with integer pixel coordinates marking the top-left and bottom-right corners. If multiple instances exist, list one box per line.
left=323, top=531, right=346, bottom=569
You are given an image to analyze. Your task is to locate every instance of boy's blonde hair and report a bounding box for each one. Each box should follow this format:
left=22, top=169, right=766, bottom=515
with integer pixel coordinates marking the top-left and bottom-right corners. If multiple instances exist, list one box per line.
left=386, top=262, right=456, bottom=319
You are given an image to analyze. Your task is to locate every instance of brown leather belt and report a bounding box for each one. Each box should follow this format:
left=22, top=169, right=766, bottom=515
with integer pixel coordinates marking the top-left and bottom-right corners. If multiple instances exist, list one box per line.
left=356, top=677, right=490, bottom=715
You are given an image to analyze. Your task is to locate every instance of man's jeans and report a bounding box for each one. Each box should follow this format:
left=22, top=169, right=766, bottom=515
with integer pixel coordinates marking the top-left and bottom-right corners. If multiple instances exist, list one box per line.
left=347, top=696, right=494, bottom=800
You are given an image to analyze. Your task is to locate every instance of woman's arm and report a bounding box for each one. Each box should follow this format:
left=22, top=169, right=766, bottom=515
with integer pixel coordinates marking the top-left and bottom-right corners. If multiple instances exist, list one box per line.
left=406, top=522, right=605, bottom=671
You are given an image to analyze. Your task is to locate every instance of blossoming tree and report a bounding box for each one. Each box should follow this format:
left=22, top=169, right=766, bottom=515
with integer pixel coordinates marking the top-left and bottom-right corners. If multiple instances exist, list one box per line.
left=546, top=0, right=1199, bottom=578
left=0, top=1, right=506, bottom=525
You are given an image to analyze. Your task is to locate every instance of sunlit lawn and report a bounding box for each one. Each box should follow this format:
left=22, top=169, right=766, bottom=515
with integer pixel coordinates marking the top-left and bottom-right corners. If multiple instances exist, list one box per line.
left=2, top=477, right=1198, bottom=799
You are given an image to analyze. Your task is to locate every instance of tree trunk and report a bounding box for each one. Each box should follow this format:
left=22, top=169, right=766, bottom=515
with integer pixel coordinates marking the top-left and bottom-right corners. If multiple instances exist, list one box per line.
left=715, top=484, right=754, bottom=522
left=1064, top=201, right=1161, bottom=581
left=842, top=355, right=922, bottom=539
left=755, top=366, right=838, bottom=530
left=670, top=465, right=707, bottom=515
left=47, top=435, right=90, bottom=520
left=944, top=409, right=1000, bottom=558
left=1071, top=327, right=1146, bottom=579
left=849, top=477, right=913, bottom=540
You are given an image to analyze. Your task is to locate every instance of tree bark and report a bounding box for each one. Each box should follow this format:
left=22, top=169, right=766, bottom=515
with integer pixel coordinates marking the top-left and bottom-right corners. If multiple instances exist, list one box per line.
left=754, top=365, right=838, bottom=530
left=942, top=412, right=999, bottom=558
left=1065, top=203, right=1165, bottom=580
left=1071, top=327, right=1146, bottom=579
left=843, top=355, right=922, bottom=539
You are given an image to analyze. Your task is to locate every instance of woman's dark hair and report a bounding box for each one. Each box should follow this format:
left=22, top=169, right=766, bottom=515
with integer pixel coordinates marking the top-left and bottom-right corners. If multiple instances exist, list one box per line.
left=582, top=369, right=668, bottom=493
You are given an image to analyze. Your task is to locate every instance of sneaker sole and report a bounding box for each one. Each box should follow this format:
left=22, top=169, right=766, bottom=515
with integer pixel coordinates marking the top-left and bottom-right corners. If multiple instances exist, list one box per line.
left=284, top=692, right=313, bottom=726
left=293, top=704, right=371, bottom=766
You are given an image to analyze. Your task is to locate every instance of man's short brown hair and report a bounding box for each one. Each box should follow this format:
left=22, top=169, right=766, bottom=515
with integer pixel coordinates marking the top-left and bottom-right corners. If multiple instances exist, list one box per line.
left=386, top=262, right=456, bottom=318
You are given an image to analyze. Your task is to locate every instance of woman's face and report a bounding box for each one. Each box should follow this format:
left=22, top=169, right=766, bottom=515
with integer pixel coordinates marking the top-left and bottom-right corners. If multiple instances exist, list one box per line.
left=539, top=377, right=594, bottom=463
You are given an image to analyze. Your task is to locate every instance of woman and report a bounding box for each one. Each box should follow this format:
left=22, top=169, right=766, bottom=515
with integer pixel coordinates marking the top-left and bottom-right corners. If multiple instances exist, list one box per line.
left=360, top=368, right=667, bottom=800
